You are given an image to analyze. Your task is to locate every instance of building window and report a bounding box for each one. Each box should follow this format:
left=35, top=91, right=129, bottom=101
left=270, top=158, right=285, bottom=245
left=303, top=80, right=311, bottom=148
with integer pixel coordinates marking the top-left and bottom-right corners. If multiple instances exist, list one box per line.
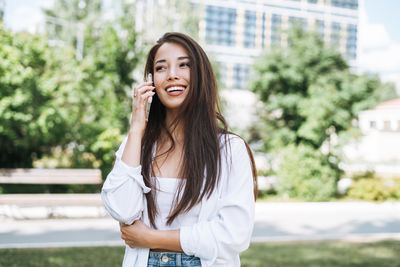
left=330, top=22, right=341, bottom=45
left=243, top=10, right=256, bottom=48
left=370, top=120, right=376, bottom=129
left=233, top=63, right=251, bottom=89
left=261, top=13, right=266, bottom=48
left=205, top=5, right=237, bottom=46
left=270, top=14, right=282, bottom=46
left=308, top=0, right=318, bottom=3
left=315, top=19, right=324, bottom=40
left=289, top=16, right=307, bottom=31
left=346, top=24, right=357, bottom=60
left=331, top=0, right=358, bottom=10
left=383, top=120, right=391, bottom=131
left=217, top=61, right=227, bottom=88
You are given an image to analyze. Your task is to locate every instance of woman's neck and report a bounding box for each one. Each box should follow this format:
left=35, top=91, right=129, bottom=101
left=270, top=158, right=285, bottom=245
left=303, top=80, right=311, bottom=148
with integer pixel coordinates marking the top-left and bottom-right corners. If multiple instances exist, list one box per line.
left=165, top=109, right=184, bottom=144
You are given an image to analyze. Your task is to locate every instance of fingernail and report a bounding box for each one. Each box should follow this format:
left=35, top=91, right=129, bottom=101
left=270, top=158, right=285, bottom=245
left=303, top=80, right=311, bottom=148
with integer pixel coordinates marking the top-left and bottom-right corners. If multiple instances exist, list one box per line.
left=148, top=96, right=153, bottom=103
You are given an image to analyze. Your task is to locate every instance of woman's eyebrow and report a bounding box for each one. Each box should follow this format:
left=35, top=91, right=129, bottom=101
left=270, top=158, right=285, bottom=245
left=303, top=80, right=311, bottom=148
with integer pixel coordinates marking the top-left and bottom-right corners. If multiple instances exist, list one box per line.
left=155, top=56, right=189, bottom=65
left=177, top=56, right=190, bottom=60
left=155, top=59, right=166, bottom=64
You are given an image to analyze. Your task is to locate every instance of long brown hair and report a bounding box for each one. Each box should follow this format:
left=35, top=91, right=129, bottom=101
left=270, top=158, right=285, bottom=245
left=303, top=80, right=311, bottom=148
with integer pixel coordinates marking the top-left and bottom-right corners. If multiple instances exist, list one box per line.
left=141, top=32, right=257, bottom=228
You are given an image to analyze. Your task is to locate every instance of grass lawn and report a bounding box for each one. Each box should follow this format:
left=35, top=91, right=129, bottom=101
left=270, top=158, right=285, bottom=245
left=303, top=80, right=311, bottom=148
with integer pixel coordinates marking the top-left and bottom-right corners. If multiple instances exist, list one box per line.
left=241, top=240, right=400, bottom=267
left=0, top=240, right=399, bottom=267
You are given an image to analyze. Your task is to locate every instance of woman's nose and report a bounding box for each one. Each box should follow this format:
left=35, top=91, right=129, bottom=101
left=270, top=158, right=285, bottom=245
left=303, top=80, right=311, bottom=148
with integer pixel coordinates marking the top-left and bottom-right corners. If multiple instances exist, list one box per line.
left=167, top=68, right=179, bottom=81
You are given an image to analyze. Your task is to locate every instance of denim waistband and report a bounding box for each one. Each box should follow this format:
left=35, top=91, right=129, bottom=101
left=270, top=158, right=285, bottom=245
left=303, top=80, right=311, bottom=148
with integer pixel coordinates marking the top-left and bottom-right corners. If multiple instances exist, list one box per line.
left=148, top=251, right=201, bottom=267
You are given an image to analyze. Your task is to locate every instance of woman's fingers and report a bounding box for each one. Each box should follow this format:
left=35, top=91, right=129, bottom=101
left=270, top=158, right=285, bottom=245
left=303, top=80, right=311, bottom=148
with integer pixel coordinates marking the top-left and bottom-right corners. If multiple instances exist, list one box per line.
left=121, top=223, right=136, bottom=248
left=133, top=82, right=153, bottom=98
left=137, top=86, right=155, bottom=98
left=130, top=81, right=155, bottom=127
left=137, top=83, right=154, bottom=93
left=134, top=86, right=155, bottom=106
left=119, top=220, right=151, bottom=249
left=121, top=231, right=134, bottom=247
left=125, top=240, right=135, bottom=248
left=141, top=91, right=155, bottom=104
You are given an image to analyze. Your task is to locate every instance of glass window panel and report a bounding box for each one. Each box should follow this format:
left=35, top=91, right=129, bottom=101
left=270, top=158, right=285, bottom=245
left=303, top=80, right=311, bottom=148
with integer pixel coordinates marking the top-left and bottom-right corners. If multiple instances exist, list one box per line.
left=205, top=5, right=237, bottom=46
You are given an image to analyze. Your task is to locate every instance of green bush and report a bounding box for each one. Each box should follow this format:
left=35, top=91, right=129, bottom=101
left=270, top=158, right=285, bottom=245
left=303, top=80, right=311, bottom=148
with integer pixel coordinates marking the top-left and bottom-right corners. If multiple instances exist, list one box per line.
left=90, top=128, right=124, bottom=179
left=348, top=178, right=400, bottom=202
left=277, top=144, right=337, bottom=201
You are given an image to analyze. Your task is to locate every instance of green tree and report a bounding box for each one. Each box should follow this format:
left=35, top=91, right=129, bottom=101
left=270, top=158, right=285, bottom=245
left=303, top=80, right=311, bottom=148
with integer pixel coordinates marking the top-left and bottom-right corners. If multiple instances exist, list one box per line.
left=43, top=0, right=102, bottom=57
left=251, top=27, right=394, bottom=151
left=277, top=144, right=337, bottom=201
left=0, top=28, right=67, bottom=168
left=1, top=0, right=201, bottom=193
left=39, top=0, right=201, bottom=177
left=250, top=27, right=396, bottom=200
left=1, top=0, right=142, bottom=173
left=40, top=0, right=143, bottom=177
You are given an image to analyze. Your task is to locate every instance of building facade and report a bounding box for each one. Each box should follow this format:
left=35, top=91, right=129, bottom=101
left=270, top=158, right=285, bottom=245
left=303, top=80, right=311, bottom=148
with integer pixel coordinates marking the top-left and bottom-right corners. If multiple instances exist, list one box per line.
left=195, top=0, right=359, bottom=90
left=342, top=98, right=400, bottom=177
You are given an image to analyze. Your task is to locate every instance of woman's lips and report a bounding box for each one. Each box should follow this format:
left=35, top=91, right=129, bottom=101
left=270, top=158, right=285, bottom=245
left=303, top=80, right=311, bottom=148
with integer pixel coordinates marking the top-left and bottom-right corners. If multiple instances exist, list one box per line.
left=165, top=85, right=186, bottom=96
left=166, top=89, right=185, bottom=96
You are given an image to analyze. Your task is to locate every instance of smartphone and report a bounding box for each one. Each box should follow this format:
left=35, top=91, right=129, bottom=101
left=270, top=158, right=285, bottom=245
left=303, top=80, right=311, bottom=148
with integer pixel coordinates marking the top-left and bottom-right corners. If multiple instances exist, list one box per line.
left=145, top=73, right=153, bottom=121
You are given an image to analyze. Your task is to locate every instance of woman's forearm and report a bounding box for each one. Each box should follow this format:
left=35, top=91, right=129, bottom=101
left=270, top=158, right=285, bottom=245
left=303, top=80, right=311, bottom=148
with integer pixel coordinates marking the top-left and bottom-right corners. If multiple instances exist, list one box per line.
left=121, top=128, right=143, bottom=167
left=120, top=221, right=183, bottom=252
left=149, top=229, right=183, bottom=252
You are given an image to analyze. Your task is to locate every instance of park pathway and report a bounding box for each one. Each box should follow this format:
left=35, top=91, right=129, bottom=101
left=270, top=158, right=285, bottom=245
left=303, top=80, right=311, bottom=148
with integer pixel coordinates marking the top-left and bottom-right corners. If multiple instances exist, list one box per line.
left=1, top=202, right=400, bottom=248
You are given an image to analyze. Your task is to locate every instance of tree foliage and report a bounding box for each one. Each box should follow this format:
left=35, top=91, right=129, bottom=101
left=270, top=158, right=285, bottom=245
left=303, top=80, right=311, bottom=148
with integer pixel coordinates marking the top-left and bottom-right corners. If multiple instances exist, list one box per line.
left=277, top=144, right=337, bottom=201
left=0, top=1, right=142, bottom=178
left=42, top=0, right=143, bottom=177
left=250, top=27, right=397, bottom=199
left=0, top=28, right=65, bottom=167
left=251, top=27, right=396, bottom=151
left=0, top=1, right=201, bottom=193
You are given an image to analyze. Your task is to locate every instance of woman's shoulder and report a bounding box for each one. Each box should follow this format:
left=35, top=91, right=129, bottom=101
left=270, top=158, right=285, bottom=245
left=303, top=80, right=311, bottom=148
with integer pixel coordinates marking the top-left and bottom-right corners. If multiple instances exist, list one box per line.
left=218, top=133, right=254, bottom=177
left=219, top=133, right=247, bottom=152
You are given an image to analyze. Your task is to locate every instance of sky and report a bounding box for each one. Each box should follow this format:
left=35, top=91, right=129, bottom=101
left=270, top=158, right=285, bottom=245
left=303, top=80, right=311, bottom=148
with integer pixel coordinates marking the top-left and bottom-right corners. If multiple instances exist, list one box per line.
left=358, top=0, right=400, bottom=92
left=2, top=0, right=400, bottom=93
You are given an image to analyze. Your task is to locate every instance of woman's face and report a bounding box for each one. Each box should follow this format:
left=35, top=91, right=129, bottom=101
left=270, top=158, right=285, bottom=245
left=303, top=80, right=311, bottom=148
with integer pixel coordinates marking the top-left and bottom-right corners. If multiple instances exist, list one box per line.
left=153, top=42, right=191, bottom=111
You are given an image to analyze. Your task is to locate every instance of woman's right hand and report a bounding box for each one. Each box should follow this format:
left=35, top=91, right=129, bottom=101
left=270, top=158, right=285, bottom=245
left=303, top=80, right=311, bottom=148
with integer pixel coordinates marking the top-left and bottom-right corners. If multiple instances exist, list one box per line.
left=121, top=81, right=154, bottom=167
left=130, top=81, right=155, bottom=133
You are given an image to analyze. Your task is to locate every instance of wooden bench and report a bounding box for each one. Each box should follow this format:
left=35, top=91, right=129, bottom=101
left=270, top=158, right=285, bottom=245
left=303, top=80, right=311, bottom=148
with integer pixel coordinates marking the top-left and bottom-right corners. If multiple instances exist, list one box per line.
left=0, top=168, right=103, bottom=208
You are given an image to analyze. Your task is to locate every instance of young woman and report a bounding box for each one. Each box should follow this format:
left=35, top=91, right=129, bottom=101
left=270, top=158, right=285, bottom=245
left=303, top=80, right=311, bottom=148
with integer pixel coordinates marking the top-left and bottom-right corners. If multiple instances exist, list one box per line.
left=102, top=32, right=257, bottom=267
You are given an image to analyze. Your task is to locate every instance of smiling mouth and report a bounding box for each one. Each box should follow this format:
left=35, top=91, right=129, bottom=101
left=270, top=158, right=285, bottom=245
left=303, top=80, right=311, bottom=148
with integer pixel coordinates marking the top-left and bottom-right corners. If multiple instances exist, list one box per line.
left=166, top=86, right=186, bottom=92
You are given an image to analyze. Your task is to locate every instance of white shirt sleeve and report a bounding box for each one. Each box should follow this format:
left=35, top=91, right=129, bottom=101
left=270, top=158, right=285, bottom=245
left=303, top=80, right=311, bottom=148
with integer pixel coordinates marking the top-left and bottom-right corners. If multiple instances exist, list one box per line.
left=101, top=137, right=151, bottom=225
left=179, top=138, right=255, bottom=264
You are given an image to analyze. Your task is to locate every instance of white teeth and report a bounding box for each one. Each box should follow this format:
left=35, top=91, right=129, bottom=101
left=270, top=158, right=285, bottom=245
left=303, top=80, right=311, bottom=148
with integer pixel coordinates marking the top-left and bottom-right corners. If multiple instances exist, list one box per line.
left=166, top=86, right=185, bottom=92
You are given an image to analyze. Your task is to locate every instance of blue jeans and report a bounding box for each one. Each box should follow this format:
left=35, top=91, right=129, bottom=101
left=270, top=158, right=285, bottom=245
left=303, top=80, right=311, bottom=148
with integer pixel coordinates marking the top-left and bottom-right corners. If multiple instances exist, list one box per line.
left=148, top=251, right=201, bottom=267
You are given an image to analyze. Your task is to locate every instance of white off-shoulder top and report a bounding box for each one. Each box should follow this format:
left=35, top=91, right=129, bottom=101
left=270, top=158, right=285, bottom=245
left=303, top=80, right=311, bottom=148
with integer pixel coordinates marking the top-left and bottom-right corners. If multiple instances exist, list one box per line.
left=151, top=177, right=200, bottom=230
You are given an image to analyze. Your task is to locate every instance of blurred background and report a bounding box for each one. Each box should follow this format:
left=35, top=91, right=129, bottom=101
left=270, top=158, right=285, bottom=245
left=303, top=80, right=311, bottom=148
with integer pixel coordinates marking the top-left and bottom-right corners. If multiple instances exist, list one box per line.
left=1, top=0, right=399, bottom=201
left=0, top=0, right=400, bottom=266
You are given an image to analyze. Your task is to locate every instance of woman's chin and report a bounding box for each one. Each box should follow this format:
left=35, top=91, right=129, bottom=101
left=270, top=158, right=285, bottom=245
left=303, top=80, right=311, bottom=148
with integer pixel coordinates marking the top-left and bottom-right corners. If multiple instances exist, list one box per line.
left=159, top=96, right=187, bottom=111
left=164, top=103, right=185, bottom=112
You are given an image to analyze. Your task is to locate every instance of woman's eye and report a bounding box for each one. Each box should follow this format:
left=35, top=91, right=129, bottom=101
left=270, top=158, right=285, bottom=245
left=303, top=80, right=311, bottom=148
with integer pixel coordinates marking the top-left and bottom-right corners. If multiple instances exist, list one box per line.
left=155, top=66, right=165, bottom=71
left=180, top=62, right=190, bottom=68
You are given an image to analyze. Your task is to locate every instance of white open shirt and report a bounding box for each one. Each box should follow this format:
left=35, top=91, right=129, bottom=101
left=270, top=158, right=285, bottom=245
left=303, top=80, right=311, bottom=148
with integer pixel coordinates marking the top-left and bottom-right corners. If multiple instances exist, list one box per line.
left=101, top=134, right=255, bottom=267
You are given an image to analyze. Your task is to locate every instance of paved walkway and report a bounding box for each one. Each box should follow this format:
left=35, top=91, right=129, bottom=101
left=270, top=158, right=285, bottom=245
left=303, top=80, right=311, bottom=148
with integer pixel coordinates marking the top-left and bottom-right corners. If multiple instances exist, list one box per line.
left=252, top=201, right=400, bottom=242
left=1, top=202, right=400, bottom=248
